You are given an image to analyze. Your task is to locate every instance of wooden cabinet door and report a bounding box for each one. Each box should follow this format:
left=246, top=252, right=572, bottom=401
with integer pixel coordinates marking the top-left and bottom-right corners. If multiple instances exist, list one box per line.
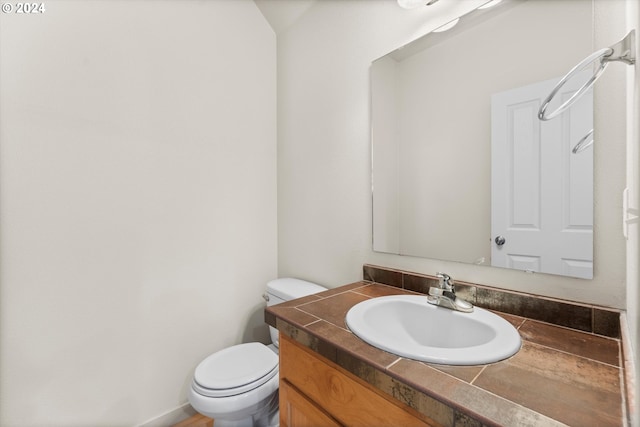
left=279, top=335, right=435, bottom=427
left=280, top=379, right=342, bottom=427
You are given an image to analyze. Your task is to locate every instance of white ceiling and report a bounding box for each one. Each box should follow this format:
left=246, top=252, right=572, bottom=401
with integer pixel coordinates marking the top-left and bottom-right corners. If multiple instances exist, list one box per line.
left=254, top=0, right=316, bottom=34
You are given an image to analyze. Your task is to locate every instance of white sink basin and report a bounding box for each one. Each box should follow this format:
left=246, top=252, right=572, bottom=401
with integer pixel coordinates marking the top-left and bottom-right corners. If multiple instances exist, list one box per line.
left=345, top=295, right=521, bottom=365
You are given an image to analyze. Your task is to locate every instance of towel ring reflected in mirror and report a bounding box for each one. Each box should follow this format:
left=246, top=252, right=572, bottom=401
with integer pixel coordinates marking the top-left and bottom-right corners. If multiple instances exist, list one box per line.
left=538, top=30, right=636, bottom=122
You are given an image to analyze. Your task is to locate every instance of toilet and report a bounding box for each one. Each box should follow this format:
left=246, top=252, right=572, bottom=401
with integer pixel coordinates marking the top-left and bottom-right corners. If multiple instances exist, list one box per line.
left=188, top=278, right=327, bottom=427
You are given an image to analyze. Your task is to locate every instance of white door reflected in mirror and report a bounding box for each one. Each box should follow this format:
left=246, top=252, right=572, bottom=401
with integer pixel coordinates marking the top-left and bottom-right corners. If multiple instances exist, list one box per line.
left=491, top=74, right=593, bottom=279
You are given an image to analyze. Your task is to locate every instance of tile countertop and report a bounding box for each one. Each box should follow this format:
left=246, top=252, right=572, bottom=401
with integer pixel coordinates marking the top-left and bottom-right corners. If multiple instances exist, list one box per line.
left=265, top=281, right=625, bottom=427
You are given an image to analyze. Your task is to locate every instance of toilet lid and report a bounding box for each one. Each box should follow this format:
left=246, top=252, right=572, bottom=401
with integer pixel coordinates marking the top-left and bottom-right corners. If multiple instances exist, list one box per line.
left=193, top=342, right=278, bottom=398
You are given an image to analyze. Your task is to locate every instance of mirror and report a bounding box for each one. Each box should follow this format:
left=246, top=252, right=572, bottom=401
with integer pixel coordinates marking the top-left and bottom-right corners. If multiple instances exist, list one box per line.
left=371, top=0, right=594, bottom=279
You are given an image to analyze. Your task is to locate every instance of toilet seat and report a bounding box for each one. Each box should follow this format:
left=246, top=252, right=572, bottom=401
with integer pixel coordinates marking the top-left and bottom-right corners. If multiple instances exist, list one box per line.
left=193, top=342, right=278, bottom=398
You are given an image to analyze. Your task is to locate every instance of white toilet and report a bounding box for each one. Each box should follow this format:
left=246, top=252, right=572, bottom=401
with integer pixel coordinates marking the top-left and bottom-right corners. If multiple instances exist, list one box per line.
left=188, top=278, right=327, bottom=427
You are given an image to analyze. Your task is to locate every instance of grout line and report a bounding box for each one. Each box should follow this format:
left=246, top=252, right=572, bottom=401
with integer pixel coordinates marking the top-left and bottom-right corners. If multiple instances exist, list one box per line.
left=293, top=307, right=323, bottom=326
left=516, top=319, right=527, bottom=330
left=470, top=366, right=488, bottom=385
left=386, top=357, right=402, bottom=370
left=350, top=289, right=375, bottom=298
left=302, top=318, right=322, bottom=327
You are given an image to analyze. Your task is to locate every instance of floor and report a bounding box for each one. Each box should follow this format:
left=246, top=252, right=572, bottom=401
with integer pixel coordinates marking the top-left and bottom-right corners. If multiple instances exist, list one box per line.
left=172, top=414, right=214, bottom=427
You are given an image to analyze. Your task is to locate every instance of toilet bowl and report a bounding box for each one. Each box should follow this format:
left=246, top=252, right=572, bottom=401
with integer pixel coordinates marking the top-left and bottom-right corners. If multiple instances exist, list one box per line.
left=188, top=278, right=326, bottom=427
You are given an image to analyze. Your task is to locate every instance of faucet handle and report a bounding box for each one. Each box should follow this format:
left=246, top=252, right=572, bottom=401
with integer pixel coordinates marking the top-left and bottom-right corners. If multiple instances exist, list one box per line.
left=436, top=272, right=454, bottom=290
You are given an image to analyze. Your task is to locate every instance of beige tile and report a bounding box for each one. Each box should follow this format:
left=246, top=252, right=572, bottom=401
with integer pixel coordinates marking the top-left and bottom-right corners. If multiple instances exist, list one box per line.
left=492, top=311, right=526, bottom=329
left=352, top=283, right=412, bottom=298
left=307, top=319, right=398, bottom=370
left=519, top=320, right=620, bottom=366
left=364, top=264, right=403, bottom=288
left=268, top=305, right=320, bottom=328
left=389, top=359, right=564, bottom=427
left=298, top=291, right=370, bottom=329
left=474, top=342, right=622, bottom=427
left=593, top=308, right=621, bottom=338
left=431, top=364, right=484, bottom=384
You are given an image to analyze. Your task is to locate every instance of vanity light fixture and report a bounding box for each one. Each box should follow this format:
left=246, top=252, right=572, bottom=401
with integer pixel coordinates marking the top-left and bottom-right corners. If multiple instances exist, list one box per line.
left=397, top=0, right=439, bottom=10
left=432, top=18, right=459, bottom=32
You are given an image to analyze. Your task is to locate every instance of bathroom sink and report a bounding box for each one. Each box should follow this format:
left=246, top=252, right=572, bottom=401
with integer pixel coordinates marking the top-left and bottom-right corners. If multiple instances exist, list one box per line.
left=345, top=295, right=521, bottom=365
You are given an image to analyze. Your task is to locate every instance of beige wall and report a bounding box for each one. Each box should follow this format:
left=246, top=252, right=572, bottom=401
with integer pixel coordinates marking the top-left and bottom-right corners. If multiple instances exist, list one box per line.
left=278, top=0, right=628, bottom=308
left=0, top=1, right=276, bottom=425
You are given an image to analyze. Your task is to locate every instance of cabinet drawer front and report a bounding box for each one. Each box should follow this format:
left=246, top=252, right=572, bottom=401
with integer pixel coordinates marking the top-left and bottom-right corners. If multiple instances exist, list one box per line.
left=281, top=379, right=343, bottom=427
left=280, top=335, right=434, bottom=427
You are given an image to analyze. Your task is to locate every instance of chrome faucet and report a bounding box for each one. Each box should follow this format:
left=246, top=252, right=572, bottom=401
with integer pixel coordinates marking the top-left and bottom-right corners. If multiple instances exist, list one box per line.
left=427, top=272, right=473, bottom=313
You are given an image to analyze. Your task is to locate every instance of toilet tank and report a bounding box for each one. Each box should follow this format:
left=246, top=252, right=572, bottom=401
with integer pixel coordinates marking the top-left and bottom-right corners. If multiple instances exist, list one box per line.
left=265, top=278, right=326, bottom=348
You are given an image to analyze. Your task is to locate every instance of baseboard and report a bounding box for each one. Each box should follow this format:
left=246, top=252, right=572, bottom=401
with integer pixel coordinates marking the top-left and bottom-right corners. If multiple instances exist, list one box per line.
left=136, top=403, right=198, bottom=427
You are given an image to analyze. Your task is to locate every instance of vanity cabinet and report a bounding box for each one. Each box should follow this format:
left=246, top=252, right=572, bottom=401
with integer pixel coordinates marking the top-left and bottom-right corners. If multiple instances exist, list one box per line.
left=279, top=335, right=435, bottom=427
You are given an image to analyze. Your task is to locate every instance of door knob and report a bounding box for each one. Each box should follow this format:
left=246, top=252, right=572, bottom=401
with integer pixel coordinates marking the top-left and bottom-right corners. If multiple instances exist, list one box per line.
left=495, top=235, right=506, bottom=246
